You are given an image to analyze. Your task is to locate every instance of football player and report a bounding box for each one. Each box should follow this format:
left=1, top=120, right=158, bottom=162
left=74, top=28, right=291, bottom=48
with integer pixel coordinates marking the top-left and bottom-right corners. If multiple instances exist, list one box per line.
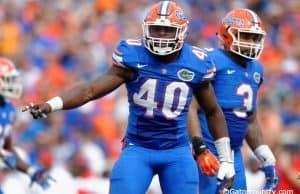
left=0, top=57, right=54, bottom=191
left=23, top=1, right=235, bottom=193
left=188, top=8, right=279, bottom=193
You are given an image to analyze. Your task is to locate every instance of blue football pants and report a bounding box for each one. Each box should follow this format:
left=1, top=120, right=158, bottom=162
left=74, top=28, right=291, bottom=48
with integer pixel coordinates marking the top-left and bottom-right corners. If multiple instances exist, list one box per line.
left=110, top=144, right=199, bottom=194
left=198, top=149, right=246, bottom=194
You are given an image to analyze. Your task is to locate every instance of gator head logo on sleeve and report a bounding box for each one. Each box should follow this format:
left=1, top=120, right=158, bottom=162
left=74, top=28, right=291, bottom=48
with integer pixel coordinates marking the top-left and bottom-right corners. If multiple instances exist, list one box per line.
left=253, top=72, right=261, bottom=84
left=177, top=69, right=195, bottom=81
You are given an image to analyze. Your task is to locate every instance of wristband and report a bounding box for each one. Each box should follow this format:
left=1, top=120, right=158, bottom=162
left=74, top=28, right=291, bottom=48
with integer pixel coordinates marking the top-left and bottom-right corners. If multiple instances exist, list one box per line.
left=46, top=96, right=63, bottom=112
left=191, top=136, right=207, bottom=155
left=27, top=166, right=37, bottom=177
left=214, top=137, right=233, bottom=163
left=254, top=145, right=275, bottom=167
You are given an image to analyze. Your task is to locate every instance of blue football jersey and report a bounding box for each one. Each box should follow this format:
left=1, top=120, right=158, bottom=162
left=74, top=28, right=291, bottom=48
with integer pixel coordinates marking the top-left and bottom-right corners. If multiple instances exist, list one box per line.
left=112, top=39, right=216, bottom=149
left=0, top=100, right=16, bottom=147
left=199, top=48, right=264, bottom=151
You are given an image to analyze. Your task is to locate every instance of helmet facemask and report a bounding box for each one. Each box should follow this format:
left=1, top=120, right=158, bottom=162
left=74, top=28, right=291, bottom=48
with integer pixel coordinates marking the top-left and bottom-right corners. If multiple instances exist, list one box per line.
left=0, top=70, right=23, bottom=99
left=228, top=27, right=266, bottom=60
left=143, top=20, right=188, bottom=56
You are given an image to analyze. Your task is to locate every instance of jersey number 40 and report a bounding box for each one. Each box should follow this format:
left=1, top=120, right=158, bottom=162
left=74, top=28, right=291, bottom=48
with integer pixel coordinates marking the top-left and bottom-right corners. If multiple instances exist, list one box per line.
left=133, top=79, right=189, bottom=119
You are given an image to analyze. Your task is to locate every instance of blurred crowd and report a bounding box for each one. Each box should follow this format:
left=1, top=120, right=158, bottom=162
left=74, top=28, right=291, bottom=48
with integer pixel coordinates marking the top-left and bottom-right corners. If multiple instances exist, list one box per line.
left=0, top=0, right=299, bottom=193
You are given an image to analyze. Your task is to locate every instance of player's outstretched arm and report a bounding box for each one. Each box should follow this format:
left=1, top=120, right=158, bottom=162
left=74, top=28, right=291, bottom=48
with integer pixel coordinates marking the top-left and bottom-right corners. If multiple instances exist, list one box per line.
left=187, top=96, right=220, bottom=177
left=194, top=82, right=235, bottom=193
left=23, top=66, right=134, bottom=119
left=246, top=113, right=279, bottom=191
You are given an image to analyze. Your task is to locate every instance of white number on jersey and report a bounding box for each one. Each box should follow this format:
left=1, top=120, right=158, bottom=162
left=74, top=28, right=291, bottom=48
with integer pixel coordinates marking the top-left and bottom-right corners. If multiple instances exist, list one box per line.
left=133, top=79, right=158, bottom=117
left=162, top=82, right=189, bottom=119
left=133, top=79, right=189, bottom=119
left=233, top=83, right=253, bottom=118
left=126, top=39, right=142, bottom=46
left=192, top=47, right=208, bottom=60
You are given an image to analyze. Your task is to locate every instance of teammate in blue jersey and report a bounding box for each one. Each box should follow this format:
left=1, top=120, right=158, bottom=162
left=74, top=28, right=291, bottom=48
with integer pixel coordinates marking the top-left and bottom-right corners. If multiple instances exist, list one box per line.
left=0, top=58, right=54, bottom=191
left=188, top=8, right=279, bottom=193
left=23, top=1, right=235, bottom=194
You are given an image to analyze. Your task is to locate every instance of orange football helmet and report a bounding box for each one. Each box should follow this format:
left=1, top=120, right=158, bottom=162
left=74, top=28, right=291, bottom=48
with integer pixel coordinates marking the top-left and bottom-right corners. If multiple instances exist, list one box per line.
left=0, top=58, right=22, bottom=99
left=143, top=1, right=189, bottom=56
left=219, top=8, right=266, bottom=60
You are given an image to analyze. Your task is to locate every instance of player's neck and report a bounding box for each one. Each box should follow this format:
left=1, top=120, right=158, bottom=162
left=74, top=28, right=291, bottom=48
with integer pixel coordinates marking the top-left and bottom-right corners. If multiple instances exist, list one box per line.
left=155, top=51, right=181, bottom=63
left=226, top=51, right=249, bottom=67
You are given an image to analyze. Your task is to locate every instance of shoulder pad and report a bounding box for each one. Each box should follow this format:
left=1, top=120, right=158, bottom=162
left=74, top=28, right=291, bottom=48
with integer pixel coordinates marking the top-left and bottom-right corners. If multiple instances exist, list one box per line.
left=190, top=46, right=216, bottom=81
left=112, top=39, right=143, bottom=69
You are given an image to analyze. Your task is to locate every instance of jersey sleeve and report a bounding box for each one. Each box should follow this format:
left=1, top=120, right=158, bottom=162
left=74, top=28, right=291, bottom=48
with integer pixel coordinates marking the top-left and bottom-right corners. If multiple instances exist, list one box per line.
left=258, top=63, right=264, bottom=88
left=252, top=60, right=264, bottom=88
left=194, top=48, right=216, bottom=82
left=202, top=57, right=216, bottom=82
left=112, top=39, right=142, bottom=70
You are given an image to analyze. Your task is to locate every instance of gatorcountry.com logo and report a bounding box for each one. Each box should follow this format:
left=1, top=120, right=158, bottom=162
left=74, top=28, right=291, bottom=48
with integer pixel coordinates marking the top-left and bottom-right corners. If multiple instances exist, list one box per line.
left=226, top=189, right=294, bottom=194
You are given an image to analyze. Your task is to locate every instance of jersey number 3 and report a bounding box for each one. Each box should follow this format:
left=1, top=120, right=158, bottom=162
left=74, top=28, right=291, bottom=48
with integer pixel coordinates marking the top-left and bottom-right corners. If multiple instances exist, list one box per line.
left=133, top=79, right=189, bottom=119
left=234, top=83, right=253, bottom=118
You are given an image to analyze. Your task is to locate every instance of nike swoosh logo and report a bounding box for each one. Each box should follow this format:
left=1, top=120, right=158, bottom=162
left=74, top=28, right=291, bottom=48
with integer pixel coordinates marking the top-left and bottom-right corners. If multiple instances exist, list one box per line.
left=137, top=64, right=148, bottom=68
left=227, top=70, right=235, bottom=74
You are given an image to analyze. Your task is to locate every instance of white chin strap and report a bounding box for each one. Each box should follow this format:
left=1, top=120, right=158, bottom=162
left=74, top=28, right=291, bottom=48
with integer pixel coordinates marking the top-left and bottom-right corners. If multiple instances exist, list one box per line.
left=144, top=37, right=180, bottom=56
left=152, top=46, right=174, bottom=56
left=147, top=40, right=180, bottom=56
